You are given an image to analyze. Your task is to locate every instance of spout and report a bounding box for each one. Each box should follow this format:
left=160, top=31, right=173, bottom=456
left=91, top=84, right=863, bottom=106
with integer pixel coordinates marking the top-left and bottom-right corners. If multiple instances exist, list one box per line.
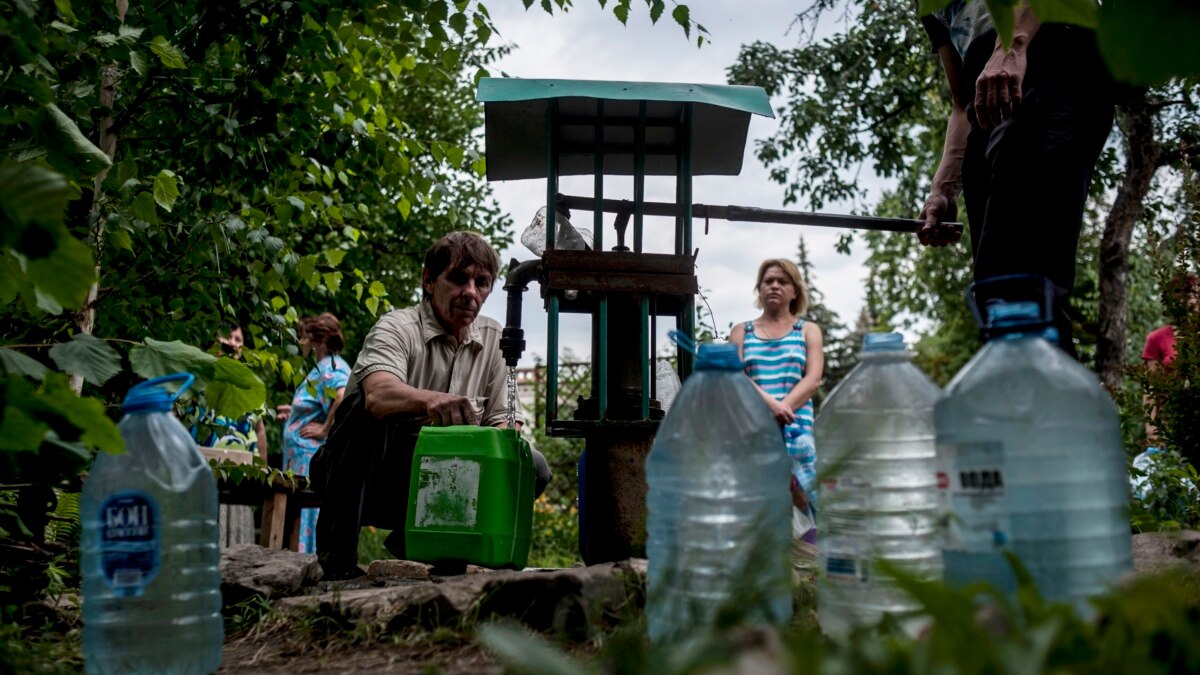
left=501, top=258, right=541, bottom=367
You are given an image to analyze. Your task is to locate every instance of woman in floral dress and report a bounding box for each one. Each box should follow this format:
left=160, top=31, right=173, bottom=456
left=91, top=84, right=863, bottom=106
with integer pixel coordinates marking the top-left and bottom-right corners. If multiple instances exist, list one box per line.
left=278, top=313, right=351, bottom=553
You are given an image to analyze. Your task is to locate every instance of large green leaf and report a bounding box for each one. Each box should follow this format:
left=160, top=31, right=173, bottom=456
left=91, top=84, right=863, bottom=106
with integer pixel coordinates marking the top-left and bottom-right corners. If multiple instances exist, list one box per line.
left=48, top=333, right=121, bottom=386
left=130, top=191, right=159, bottom=224
left=0, top=405, right=50, bottom=452
left=1098, top=0, right=1200, bottom=86
left=206, top=357, right=267, bottom=419
left=26, top=234, right=96, bottom=309
left=149, top=36, right=187, bottom=69
left=129, top=338, right=217, bottom=381
left=1028, top=0, right=1099, bottom=28
left=0, top=347, right=49, bottom=380
left=0, top=253, right=18, bottom=305
left=37, top=375, right=123, bottom=454
left=0, top=161, right=71, bottom=237
left=38, top=104, right=112, bottom=179
left=152, top=170, right=180, bottom=212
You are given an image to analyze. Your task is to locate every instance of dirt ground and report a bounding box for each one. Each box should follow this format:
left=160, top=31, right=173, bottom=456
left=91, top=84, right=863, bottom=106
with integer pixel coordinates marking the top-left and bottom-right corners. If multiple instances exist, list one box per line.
left=218, top=636, right=501, bottom=674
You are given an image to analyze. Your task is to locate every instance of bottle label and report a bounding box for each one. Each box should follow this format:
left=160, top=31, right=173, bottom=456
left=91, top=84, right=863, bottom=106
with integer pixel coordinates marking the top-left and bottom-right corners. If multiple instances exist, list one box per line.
left=939, top=442, right=1009, bottom=552
left=98, top=491, right=160, bottom=597
left=823, top=539, right=870, bottom=585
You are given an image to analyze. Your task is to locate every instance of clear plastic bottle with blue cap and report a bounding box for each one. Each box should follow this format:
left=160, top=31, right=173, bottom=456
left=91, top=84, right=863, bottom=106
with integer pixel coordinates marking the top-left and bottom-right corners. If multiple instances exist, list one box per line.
left=937, top=279, right=1132, bottom=607
left=813, top=332, right=943, bottom=637
left=81, top=374, right=223, bottom=674
left=645, top=333, right=792, bottom=643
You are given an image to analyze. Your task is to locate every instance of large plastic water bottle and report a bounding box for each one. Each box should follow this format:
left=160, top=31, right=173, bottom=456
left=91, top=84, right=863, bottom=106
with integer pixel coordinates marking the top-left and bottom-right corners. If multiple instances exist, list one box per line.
left=81, top=374, right=223, bottom=674
left=813, top=332, right=943, bottom=637
left=645, top=340, right=792, bottom=643
left=937, top=300, right=1132, bottom=606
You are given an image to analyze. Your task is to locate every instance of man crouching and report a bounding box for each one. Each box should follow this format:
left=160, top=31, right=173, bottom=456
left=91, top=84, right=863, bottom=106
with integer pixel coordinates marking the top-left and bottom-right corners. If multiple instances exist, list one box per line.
left=312, top=231, right=551, bottom=580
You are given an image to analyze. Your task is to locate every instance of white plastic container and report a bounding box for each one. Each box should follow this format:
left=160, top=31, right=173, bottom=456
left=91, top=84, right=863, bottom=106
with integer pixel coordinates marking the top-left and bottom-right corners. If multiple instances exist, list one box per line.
left=646, top=342, right=792, bottom=642
left=937, top=301, right=1132, bottom=607
left=81, top=374, right=222, bottom=674
left=814, top=332, right=943, bottom=637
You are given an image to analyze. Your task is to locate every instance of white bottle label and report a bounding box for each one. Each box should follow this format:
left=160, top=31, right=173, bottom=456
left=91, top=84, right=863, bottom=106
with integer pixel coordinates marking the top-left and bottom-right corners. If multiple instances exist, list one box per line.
left=940, top=442, right=1009, bottom=552
left=98, top=491, right=160, bottom=597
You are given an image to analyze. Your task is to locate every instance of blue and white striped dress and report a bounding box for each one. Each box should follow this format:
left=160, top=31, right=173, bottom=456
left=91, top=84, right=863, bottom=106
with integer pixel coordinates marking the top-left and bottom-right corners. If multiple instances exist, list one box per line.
left=742, top=318, right=817, bottom=498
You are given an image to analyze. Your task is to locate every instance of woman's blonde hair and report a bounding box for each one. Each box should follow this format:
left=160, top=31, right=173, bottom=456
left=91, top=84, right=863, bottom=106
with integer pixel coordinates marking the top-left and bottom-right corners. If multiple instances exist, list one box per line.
left=753, top=258, right=809, bottom=315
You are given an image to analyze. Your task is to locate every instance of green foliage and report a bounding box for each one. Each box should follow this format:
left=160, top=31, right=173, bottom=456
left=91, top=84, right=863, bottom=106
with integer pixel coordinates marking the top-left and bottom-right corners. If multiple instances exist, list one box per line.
left=1098, top=0, right=1200, bottom=86
left=524, top=356, right=584, bottom=568
left=1130, top=449, right=1200, bottom=532
left=480, top=558, right=1200, bottom=675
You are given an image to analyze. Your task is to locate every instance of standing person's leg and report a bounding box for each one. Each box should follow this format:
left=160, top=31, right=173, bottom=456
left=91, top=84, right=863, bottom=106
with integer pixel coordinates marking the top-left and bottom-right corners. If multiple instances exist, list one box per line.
left=962, top=26, right=1115, bottom=351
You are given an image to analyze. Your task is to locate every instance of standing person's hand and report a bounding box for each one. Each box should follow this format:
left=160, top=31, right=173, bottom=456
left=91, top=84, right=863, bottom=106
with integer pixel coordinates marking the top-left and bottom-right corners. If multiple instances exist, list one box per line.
left=765, top=397, right=796, bottom=426
left=918, top=190, right=962, bottom=247
left=275, top=404, right=292, bottom=422
left=975, top=45, right=1027, bottom=129
left=298, top=422, right=326, bottom=440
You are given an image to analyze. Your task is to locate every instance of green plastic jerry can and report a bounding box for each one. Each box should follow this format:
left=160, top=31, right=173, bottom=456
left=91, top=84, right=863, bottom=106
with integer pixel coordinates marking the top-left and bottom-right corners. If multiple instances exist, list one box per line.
left=404, top=426, right=535, bottom=569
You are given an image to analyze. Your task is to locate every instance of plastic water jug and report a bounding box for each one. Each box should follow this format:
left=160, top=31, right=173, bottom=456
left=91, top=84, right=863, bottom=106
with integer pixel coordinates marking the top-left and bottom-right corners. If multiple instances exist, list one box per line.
left=814, top=332, right=943, bottom=637
left=937, top=299, right=1132, bottom=606
left=404, top=426, right=535, bottom=569
left=81, top=374, right=223, bottom=674
left=646, top=339, right=792, bottom=643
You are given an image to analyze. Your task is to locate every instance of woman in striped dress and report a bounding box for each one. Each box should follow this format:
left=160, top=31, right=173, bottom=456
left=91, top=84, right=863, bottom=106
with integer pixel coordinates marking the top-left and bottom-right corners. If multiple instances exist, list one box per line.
left=729, top=258, right=824, bottom=541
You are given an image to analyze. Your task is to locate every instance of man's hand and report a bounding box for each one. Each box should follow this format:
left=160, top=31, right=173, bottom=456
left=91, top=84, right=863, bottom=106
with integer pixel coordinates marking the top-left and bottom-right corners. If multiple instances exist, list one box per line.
left=425, top=392, right=482, bottom=427
left=974, top=41, right=1028, bottom=129
left=918, top=191, right=963, bottom=247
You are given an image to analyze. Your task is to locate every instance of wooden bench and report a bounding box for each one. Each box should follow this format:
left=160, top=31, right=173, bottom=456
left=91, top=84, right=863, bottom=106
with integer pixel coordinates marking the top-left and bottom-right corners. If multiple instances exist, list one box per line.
left=201, top=447, right=321, bottom=550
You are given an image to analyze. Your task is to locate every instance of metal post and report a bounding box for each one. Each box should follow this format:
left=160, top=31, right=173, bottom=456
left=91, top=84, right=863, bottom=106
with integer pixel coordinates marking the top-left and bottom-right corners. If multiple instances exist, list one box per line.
left=680, top=103, right=695, bottom=377
left=546, top=100, right=559, bottom=424
left=599, top=298, right=608, bottom=419
left=594, top=100, right=604, bottom=251
left=634, top=101, right=646, bottom=254
left=640, top=296, right=650, bottom=419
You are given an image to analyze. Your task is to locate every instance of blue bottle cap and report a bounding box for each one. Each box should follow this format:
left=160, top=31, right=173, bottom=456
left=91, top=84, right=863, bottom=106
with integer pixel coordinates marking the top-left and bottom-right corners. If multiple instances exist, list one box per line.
left=695, top=343, right=745, bottom=371
left=862, top=332, right=905, bottom=352
left=987, top=301, right=1041, bottom=327
left=123, top=373, right=195, bottom=414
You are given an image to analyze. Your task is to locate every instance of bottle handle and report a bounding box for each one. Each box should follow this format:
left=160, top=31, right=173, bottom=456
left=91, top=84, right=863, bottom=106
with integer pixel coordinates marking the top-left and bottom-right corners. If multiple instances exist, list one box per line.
left=128, top=373, right=196, bottom=402
left=667, top=329, right=698, bottom=355
left=967, top=274, right=1056, bottom=340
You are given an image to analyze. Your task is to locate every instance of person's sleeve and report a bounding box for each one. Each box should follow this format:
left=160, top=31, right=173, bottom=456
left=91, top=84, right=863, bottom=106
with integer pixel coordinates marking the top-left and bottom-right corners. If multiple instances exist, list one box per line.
left=920, top=14, right=950, bottom=53
left=1142, top=330, right=1161, bottom=363
left=325, top=358, right=351, bottom=390
left=352, top=313, right=411, bottom=384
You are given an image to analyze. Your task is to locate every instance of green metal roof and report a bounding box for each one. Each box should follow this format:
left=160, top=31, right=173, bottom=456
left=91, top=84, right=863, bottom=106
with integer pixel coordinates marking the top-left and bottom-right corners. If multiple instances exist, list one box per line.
left=478, top=78, right=774, bottom=181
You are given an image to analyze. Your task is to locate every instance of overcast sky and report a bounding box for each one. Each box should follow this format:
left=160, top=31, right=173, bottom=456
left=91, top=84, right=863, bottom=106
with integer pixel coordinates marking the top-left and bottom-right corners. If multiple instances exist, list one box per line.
left=476, top=1, right=879, bottom=362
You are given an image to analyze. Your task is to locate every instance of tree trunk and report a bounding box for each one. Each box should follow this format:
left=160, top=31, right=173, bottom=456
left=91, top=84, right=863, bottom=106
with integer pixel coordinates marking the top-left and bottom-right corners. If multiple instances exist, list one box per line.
left=73, top=2, right=127, bottom=393
left=1095, top=92, right=1160, bottom=393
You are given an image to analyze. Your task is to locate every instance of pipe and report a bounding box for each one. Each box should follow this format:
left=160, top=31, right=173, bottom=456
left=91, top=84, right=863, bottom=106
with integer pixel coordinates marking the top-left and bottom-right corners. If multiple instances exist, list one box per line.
left=501, top=258, right=542, bottom=367
left=556, top=193, right=963, bottom=236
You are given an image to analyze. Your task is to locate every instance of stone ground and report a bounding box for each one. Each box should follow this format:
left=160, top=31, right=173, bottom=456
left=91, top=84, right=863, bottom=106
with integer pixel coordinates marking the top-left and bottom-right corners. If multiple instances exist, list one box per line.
left=216, top=532, right=1200, bottom=674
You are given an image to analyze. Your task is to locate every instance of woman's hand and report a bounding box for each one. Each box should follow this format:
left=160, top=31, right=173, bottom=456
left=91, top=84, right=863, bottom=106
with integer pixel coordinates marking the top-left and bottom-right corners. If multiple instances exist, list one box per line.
left=764, top=396, right=795, bottom=426
left=298, top=422, right=326, bottom=440
left=275, top=404, right=293, bottom=422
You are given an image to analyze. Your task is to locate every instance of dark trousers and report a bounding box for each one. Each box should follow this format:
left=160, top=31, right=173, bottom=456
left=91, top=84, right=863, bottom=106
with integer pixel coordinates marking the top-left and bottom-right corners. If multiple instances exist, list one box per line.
left=960, top=25, right=1115, bottom=349
left=312, top=387, right=420, bottom=570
